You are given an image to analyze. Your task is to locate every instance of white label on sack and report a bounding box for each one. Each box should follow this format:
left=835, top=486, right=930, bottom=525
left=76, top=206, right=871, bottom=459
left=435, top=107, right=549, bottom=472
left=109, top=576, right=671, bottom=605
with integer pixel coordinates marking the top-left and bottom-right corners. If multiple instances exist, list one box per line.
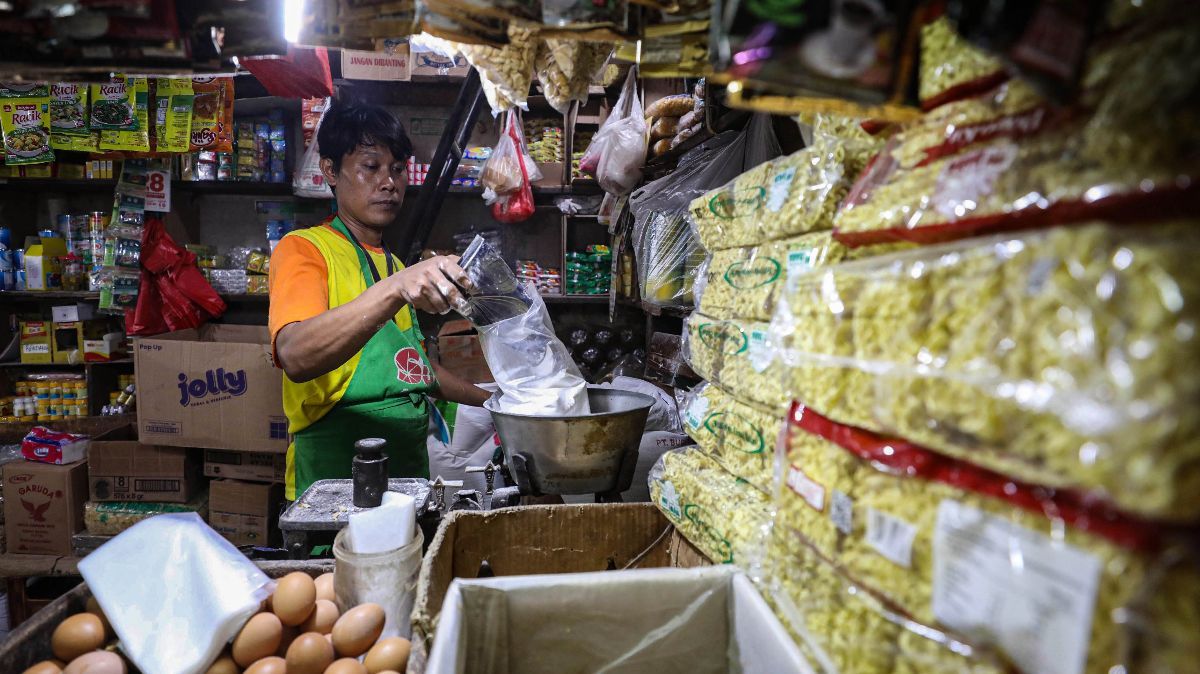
left=933, top=142, right=1017, bottom=220
left=786, top=465, right=824, bottom=512
left=932, top=500, right=1100, bottom=674
left=748, top=329, right=772, bottom=373
left=684, top=393, right=709, bottom=430
left=865, top=508, right=917, bottom=567
left=766, top=166, right=797, bottom=212
left=659, top=480, right=682, bottom=520
left=830, top=490, right=853, bottom=535
left=786, top=247, right=818, bottom=291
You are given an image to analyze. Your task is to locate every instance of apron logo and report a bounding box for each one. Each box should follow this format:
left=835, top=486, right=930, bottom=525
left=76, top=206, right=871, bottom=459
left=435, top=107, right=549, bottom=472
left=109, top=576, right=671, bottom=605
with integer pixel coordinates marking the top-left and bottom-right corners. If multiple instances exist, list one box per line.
left=178, top=368, right=248, bottom=406
left=395, top=347, right=432, bottom=385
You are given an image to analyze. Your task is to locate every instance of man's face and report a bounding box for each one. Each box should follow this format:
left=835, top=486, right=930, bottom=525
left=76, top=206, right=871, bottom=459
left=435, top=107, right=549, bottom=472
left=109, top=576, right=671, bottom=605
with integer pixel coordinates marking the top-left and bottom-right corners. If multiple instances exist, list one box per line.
left=322, top=143, right=407, bottom=229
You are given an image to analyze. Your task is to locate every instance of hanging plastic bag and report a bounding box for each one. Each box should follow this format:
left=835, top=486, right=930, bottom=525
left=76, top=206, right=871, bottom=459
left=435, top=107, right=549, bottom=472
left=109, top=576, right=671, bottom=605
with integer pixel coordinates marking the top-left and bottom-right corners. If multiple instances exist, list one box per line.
left=584, top=68, right=648, bottom=196
left=481, top=111, right=523, bottom=203
left=478, top=288, right=590, bottom=416
left=293, top=96, right=333, bottom=198
left=490, top=112, right=536, bottom=223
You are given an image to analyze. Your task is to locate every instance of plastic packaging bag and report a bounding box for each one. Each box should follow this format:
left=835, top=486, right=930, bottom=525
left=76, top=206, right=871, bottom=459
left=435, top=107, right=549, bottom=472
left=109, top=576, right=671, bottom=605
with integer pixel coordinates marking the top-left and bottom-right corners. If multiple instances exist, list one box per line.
left=582, top=67, right=647, bottom=195
left=459, top=23, right=538, bottom=113
left=78, top=513, right=273, bottom=674
left=478, top=288, right=590, bottom=416
left=334, top=524, right=424, bottom=640
left=677, top=381, right=783, bottom=496
left=490, top=112, right=537, bottom=223
left=293, top=96, right=333, bottom=198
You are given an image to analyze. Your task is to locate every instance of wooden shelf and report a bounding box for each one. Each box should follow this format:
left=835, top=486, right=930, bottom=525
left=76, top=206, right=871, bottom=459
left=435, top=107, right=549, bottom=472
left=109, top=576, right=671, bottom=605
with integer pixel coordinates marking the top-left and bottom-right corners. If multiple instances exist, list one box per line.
left=1, top=291, right=100, bottom=301
left=0, top=414, right=132, bottom=445
left=0, top=359, right=132, bottom=369
left=0, top=179, right=296, bottom=196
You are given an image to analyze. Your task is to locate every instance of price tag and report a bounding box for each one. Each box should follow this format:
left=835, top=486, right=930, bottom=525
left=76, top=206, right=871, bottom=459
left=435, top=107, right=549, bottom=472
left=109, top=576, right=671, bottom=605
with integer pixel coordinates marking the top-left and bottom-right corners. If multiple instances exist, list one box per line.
left=145, top=168, right=171, bottom=212
left=865, top=507, right=917, bottom=567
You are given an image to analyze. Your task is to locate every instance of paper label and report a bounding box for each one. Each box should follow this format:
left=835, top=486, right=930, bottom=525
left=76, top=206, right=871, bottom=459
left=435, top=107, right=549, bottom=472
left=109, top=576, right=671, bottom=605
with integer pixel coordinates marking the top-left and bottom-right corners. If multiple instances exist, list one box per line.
left=933, top=142, right=1017, bottom=220
left=748, top=329, right=772, bottom=373
left=786, top=465, right=824, bottom=512
left=865, top=508, right=917, bottom=567
left=786, top=247, right=819, bottom=291
left=145, top=168, right=170, bottom=212
left=830, top=490, right=853, bottom=535
left=766, top=166, right=797, bottom=212
left=659, top=480, right=682, bottom=520
left=684, top=394, right=709, bottom=430
left=932, top=500, right=1100, bottom=674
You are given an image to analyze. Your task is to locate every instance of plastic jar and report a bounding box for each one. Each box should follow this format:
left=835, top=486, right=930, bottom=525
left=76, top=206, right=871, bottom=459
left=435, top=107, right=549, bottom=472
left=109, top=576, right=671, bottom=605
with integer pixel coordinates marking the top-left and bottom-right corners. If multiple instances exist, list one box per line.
left=332, top=527, right=424, bottom=640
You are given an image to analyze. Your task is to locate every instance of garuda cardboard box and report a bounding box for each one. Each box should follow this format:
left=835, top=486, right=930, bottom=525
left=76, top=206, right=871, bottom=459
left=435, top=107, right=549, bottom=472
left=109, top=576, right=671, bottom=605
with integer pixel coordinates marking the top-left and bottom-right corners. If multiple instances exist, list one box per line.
left=135, top=325, right=287, bottom=452
left=3, top=460, right=88, bottom=556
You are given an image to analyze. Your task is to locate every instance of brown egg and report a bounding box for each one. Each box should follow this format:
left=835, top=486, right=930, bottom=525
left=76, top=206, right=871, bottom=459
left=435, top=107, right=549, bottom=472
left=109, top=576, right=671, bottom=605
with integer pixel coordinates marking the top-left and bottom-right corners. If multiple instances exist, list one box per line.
left=313, top=573, right=335, bottom=603
left=22, top=661, right=64, bottom=674
left=205, top=653, right=241, bottom=674
left=285, top=632, right=334, bottom=674
left=52, top=613, right=107, bottom=662
left=244, top=657, right=287, bottom=674
left=299, top=599, right=339, bottom=635
left=325, top=658, right=367, bottom=674
left=330, top=604, right=385, bottom=658
left=273, top=572, right=317, bottom=627
left=84, top=598, right=113, bottom=640
left=63, top=651, right=126, bottom=674
left=232, top=612, right=283, bottom=667
left=363, top=637, right=410, bottom=674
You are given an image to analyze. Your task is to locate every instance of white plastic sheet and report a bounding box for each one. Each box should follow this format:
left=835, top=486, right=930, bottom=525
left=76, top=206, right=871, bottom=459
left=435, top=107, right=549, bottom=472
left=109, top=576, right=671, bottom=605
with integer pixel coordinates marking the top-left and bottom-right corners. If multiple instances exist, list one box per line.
left=78, top=513, right=272, bottom=674
left=478, top=288, right=590, bottom=416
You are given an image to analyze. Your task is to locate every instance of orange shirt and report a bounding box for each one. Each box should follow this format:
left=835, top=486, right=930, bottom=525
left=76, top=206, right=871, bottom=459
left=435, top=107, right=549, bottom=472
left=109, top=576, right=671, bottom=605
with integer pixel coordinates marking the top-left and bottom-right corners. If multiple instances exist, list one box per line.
left=268, top=223, right=388, bottom=356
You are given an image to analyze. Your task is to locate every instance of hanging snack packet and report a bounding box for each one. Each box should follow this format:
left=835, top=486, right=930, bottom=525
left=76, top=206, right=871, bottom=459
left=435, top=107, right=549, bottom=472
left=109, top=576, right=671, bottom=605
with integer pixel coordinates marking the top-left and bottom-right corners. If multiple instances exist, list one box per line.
left=48, top=83, right=98, bottom=152
left=89, top=79, right=137, bottom=131
left=1, top=86, right=54, bottom=165
left=189, top=76, right=234, bottom=154
left=100, top=77, right=151, bottom=152
left=155, top=78, right=194, bottom=153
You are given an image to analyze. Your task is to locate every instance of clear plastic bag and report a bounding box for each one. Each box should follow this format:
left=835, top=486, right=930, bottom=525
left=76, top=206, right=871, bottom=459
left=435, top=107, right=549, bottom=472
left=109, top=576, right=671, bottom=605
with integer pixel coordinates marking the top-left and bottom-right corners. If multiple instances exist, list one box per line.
left=456, top=234, right=538, bottom=326
left=481, top=113, right=525, bottom=200
left=293, top=96, right=333, bottom=198
left=78, top=513, right=273, bottom=674
left=460, top=23, right=539, bottom=113
left=775, top=402, right=1200, bottom=674
left=581, top=67, right=646, bottom=195
left=767, top=221, right=1200, bottom=522
left=477, top=288, right=590, bottom=416
left=488, top=112, right=539, bottom=223
left=534, top=39, right=613, bottom=115
left=677, top=381, right=783, bottom=496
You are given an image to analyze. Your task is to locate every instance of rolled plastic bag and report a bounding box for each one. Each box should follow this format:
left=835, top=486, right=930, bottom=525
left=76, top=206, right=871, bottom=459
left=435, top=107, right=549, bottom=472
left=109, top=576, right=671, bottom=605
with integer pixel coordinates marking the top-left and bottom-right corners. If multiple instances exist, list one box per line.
left=334, top=525, right=424, bottom=640
left=79, top=513, right=272, bottom=674
left=478, top=288, right=590, bottom=416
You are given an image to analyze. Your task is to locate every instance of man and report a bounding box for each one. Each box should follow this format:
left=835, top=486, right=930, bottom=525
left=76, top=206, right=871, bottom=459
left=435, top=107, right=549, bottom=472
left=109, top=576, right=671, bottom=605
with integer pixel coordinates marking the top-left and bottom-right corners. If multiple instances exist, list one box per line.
left=269, top=100, right=490, bottom=501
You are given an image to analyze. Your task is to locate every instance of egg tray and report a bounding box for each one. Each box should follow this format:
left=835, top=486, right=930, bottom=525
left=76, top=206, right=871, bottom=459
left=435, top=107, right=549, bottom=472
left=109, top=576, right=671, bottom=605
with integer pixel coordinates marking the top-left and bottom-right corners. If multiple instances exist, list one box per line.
left=0, top=561, right=334, bottom=673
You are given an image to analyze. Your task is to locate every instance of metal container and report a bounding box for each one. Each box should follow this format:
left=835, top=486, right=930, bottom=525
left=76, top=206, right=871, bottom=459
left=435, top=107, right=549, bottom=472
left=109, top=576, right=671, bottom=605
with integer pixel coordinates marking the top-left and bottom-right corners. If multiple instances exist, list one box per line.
left=487, top=387, right=655, bottom=496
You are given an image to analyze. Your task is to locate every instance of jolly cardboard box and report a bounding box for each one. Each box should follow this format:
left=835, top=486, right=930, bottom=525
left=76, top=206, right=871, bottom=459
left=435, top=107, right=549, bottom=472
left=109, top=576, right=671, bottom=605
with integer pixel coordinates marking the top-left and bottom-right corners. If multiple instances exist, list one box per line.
left=88, top=431, right=201, bottom=503
left=436, top=319, right=494, bottom=384
left=3, top=460, right=89, bottom=556
left=209, top=479, right=284, bottom=547
left=203, top=449, right=286, bottom=483
left=135, top=325, right=288, bottom=452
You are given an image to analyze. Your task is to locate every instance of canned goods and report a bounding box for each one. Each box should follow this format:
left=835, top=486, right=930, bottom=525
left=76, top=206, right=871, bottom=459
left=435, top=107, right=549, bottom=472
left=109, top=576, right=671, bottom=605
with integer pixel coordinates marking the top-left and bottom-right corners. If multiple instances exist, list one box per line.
left=0, top=225, right=10, bottom=248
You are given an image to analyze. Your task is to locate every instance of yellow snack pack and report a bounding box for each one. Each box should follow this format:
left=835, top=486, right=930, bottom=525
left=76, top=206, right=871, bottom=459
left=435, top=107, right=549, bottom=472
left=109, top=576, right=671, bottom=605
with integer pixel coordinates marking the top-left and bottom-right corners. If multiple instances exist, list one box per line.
left=99, top=76, right=150, bottom=152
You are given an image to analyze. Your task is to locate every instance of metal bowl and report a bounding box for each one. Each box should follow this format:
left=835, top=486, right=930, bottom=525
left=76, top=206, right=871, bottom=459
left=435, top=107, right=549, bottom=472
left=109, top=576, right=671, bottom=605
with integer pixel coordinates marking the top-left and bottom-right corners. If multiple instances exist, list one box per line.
left=486, top=387, right=655, bottom=496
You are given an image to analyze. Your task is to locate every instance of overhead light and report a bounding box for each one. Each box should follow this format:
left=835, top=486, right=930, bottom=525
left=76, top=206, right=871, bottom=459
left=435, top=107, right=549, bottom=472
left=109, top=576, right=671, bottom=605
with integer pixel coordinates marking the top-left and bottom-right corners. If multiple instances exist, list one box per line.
left=284, top=0, right=304, bottom=43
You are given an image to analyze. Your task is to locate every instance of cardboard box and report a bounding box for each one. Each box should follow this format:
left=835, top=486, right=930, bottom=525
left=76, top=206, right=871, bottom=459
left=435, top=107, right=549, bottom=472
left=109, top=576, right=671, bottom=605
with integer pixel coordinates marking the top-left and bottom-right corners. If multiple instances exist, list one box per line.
left=135, top=325, right=288, bottom=452
left=436, top=319, right=494, bottom=384
left=52, top=320, right=108, bottom=364
left=24, top=236, right=67, bottom=290
left=208, top=479, right=283, bottom=547
left=89, top=435, right=201, bottom=503
left=19, top=321, right=52, bottom=364
left=3, top=460, right=89, bottom=556
left=410, top=48, right=470, bottom=79
left=51, top=303, right=97, bottom=324
left=425, top=567, right=810, bottom=674
left=83, top=334, right=125, bottom=362
left=533, top=161, right=565, bottom=188
left=410, top=504, right=710, bottom=667
left=203, top=449, right=286, bottom=483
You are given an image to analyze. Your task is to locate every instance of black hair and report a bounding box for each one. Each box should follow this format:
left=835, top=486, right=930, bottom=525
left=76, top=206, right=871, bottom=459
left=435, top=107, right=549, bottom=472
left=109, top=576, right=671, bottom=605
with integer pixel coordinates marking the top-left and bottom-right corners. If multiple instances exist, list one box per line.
left=317, top=99, right=413, bottom=173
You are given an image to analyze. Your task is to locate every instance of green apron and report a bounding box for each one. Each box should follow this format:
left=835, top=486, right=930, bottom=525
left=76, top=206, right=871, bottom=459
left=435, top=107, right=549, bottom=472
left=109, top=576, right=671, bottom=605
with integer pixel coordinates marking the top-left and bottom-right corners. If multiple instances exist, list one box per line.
left=290, top=218, right=436, bottom=497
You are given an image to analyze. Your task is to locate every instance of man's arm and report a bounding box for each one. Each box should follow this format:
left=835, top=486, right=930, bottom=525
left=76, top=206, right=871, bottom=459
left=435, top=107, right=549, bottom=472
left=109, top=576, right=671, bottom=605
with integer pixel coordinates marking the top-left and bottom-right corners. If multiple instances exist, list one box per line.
left=431, top=360, right=491, bottom=406
left=276, top=254, right=475, bottom=383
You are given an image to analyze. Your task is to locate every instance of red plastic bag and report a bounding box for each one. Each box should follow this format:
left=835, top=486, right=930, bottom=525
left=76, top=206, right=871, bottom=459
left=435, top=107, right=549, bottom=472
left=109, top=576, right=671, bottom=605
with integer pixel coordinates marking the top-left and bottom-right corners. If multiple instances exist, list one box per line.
left=127, top=217, right=226, bottom=336
left=491, top=116, right=535, bottom=223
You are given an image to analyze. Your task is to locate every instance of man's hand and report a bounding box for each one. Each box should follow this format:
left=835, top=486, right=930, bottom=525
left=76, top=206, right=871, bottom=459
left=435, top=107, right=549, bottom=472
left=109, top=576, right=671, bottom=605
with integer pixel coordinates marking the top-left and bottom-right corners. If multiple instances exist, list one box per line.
left=388, top=255, right=475, bottom=315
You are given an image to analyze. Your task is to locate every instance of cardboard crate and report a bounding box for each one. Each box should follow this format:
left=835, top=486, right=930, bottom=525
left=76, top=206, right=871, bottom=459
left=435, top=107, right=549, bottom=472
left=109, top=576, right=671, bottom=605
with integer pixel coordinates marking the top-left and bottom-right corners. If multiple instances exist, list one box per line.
left=3, top=460, right=89, bottom=556
left=435, top=319, right=493, bottom=385
left=88, top=428, right=201, bottom=503
left=204, top=449, right=286, bottom=483
left=410, top=504, right=711, bottom=671
left=135, top=325, right=287, bottom=452
left=209, top=479, right=284, bottom=547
